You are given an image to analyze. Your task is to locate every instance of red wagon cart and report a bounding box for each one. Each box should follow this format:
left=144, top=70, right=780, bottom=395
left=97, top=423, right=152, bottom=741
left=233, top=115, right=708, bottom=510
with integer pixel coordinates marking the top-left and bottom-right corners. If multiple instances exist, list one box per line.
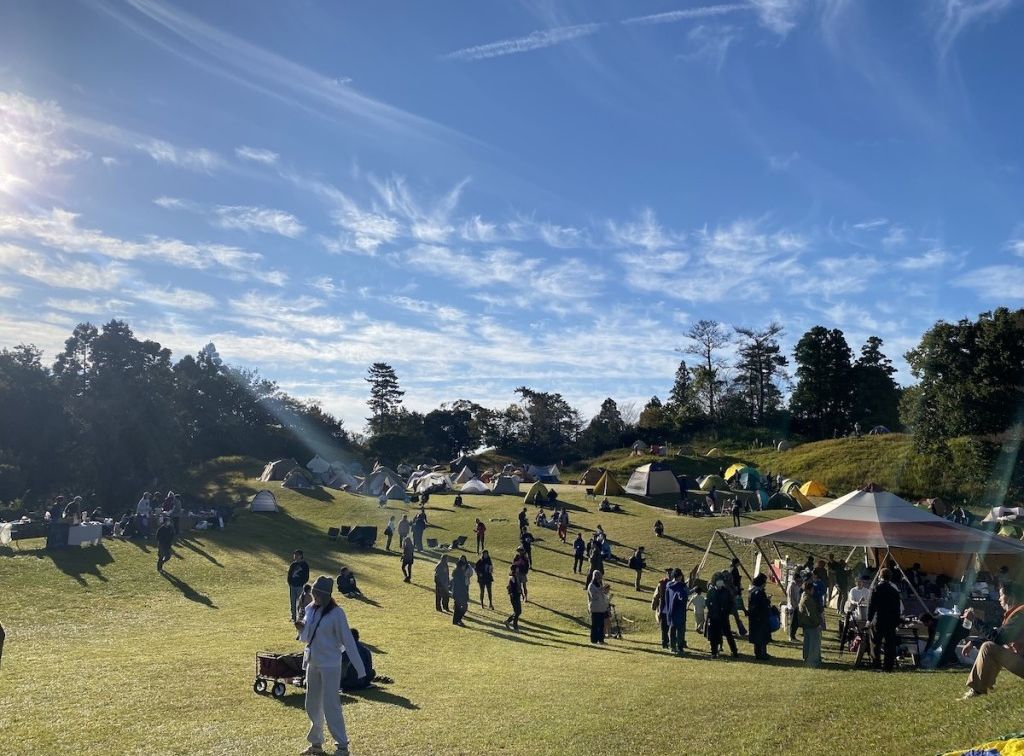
left=253, top=651, right=305, bottom=698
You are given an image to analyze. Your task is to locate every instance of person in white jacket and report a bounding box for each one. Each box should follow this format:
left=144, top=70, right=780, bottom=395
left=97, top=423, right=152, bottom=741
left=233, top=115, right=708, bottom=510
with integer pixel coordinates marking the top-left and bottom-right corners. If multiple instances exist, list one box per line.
left=587, top=571, right=611, bottom=644
left=294, top=575, right=365, bottom=756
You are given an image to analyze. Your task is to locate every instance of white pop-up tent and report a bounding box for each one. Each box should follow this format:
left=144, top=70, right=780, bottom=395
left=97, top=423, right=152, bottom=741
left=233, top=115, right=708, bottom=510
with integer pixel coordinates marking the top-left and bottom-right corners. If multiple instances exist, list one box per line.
left=250, top=490, right=279, bottom=512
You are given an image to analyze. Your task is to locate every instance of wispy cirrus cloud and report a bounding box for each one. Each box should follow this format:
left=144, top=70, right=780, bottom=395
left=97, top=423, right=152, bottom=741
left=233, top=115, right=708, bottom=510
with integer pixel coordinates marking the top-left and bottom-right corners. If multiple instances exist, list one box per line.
left=623, top=4, right=748, bottom=26
left=234, top=145, right=279, bottom=165
left=0, top=244, right=133, bottom=291
left=0, top=90, right=91, bottom=194
left=442, top=22, right=604, bottom=61
left=955, top=264, right=1024, bottom=301
left=933, top=0, right=1017, bottom=58
left=213, top=206, right=305, bottom=238
left=135, top=138, right=224, bottom=173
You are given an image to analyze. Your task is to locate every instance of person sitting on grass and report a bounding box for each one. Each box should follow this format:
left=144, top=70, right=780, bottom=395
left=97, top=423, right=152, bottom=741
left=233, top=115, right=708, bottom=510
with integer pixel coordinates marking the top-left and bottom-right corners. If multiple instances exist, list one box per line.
left=654, top=519, right=664, bottom=538
left=535, top=510, right=547, bottom=528
left=336, top=567, right=361, bottom=598
left=599, top=497, right=612, bottom=512
left=340, top=628, right=375, bottom=690
left=961, top=582, right=1024, bottom=699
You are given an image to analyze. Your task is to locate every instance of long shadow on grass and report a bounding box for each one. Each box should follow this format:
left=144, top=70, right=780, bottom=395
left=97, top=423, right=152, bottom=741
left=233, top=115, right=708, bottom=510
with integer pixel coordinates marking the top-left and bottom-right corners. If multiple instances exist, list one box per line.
left=660, top=534, right=727, bottom=560
left=177, top=536, right=224, bottom=567
left=160, top=569, right=217, bottom=608
left=47, top=543, right=114, bottom=586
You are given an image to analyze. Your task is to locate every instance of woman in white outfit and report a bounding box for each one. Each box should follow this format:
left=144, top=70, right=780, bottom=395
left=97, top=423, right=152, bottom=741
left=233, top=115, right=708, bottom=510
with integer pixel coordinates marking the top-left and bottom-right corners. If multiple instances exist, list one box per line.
left=295, top=575, right=365, bottom=756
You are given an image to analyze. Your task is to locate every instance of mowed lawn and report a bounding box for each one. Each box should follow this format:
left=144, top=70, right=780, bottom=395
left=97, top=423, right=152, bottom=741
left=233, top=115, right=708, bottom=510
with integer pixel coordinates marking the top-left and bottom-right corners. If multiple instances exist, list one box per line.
left=0, top=469, right=1014, bottom=755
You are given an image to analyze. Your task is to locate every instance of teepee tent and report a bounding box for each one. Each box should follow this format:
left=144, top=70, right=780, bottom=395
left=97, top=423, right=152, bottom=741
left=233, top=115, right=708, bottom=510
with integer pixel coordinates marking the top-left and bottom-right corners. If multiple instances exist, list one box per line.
left=579, top=467, right=605, bottom=486
left=593, top=471, right=625, bottom=496
left=492, top=476, right=520, bottom=495
left=282, top=468, right=315, bottom=489
left=461, top=478, right=489, bottom=494
left=260, top=458, right=299, bottom=482
left=454, top=466, right=475, bottom=485
left=800, top=480, right=829, bottom=497
left=524, top=481, right=549, bottom=505
left=767, top=491, right=795, bottom=510
left=385, top=484, right=407, bottom=501
left=625, top=462, right=680, bottom=496
left=250, top=490, right=279, bottom=512
left=789, top=487, right=814, bottom=511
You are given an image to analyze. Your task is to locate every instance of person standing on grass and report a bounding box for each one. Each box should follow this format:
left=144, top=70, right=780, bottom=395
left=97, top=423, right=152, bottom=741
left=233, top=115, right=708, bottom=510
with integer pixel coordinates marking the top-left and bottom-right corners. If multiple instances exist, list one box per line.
left=798, top=579, right=822, bottom=668
left=295, top=575, right=364, bottom=756
left=652, top=568, right=673, bottom=648
left=296, top=583, right=313, bottom=619
left=629, top=546, right=646, bottom=591
left=452, top=556, right=470, bottom=626
left=833, top=559, right=851, bottom=614
left=518, top=507, right=528, bottom=531
left=504, top=567, right=522, bottom=632
left=587, top=571, right=611, bottom=644
left=520, top=528, right=535, bottom=566
left=474, top=518, right=486, bottom=554
left=156, top=518, right=175, bottom=573
left=397, top=514, right=410, bottom=549
left=666, top=568, right=690, bottom=654
left=706, top=572, right=739, bottom=659
left=787, top=571, right=803, bottom=642
left=587, top=541, right=605, bottom=586
left=572, top=534, right=586, bottom=574
left=558, top=509, right=569, bottom=543
left=868, top=567, right=903, bottom=672
left=747, top=574, right=772, bottom=661
left=512, top=547, right=531, bottom=602
left=690, top=585, right=707, bottom=635
left=475, top=550, right=494, bottom=609
left=434, top=555, right=451, bottom=613
left=136, top=492, right=152, bottom=536
left=730, top=497, right=742, bottom=527
left=287, top=550, right=310, bottom=623
left=412, top=509, right=427, bottom=552
left=383, top=516, right=396, bottom=551
left=401, top=537, right=415, bottom=583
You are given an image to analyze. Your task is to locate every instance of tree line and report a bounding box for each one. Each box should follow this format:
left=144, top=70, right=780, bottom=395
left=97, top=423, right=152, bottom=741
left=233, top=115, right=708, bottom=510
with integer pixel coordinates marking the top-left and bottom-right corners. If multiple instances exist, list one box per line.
left=1, top=308, right=1021, bottom=507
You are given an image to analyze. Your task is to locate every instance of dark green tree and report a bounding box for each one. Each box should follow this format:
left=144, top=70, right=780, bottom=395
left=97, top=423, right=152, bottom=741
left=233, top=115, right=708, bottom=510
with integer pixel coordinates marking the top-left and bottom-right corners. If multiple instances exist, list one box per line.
left=851, top=336, right=901, bottom=431
left=733, top=323, right=788, bottom=425
left=365, top=362, right=405, bottom=435
left=637, top=395, right=671, bottom=437
left=666, top=359, right=699, bottom=422
left=684, top=319, right=729, bottom=419
left=790, top=326, right=854, bottom=439
left=580, top=397, right=626, bottom=455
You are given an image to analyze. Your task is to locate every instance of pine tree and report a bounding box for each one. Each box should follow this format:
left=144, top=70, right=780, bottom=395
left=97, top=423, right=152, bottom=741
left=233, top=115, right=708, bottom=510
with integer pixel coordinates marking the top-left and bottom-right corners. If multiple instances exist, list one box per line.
left=684, top=319, right=729, bottom=418
left=365, top=362, right=405, bottom=435
left=733, top=323, right=788, bottom=425
left=790, top=326, right=854, bottom=439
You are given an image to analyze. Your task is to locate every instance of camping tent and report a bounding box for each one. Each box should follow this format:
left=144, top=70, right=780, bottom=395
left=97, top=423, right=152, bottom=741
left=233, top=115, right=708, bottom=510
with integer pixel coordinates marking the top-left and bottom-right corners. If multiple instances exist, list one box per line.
left=593, top=471, right=625, bottom=496
left=359, top=465, right=404, bottom=496
left=461, top=478, right=489, bottom=494
left=705, top=448, right=724, bottom=458
left=579, top=467, right=605, bottom=486
left=777, top=440, right=793, bottom=451
left=799, top=480, right=829, bottom=497
left=766, top=491, right=795, bottom=510
left=713, top=486, right=1024, bottom=576
left=789, top=487, right=814, bottom=511
left=323, top=463, right=359, bottom=490
left=868, top=425, right=891, bottom=435
left=781, top=479, right=802, bottom=495
left=625, top=462, right=681, bottom=496
left=385, top=484, right=407, bottom=501
left=260, top=458, right=299, bottom=482
left=631, top=440, right=646, bottom=453
left=307, top=455, right=331, bottom=476
left=411, top=472, right=453, bottom=494
left=524, top=481, right=549, bottom=505
left=725, top=465, right=761, bottom=491
left=699, top=474, right=730, bottom=493
left=492, top=476, right=520, bottom=495
left=250, top=490, right=279, bottom=512
left=282, top=468, right=315, bottom=489
left=527, top=464, right=560, bottom=483
left=449, top=454, right=477, bottom=473
left=999, top=525, right=1023, bottom=540
left=724, top=463, right=747, bottom=480
left=984, top=507, right=1024, bottom=524
left=454, top=466, right=475, bottom=485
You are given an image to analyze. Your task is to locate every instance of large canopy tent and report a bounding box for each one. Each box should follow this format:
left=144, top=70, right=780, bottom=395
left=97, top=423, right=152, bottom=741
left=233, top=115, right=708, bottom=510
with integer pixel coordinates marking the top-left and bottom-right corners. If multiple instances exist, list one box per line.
left=699, top=486, right=1024, bottom=586
left=625, top=462, right=680, bottom=497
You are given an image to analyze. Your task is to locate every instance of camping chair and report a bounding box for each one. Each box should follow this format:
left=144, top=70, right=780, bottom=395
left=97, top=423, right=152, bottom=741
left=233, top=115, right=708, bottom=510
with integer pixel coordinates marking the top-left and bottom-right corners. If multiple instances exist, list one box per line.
left=585, top=488, right=595, bottom=500
left=426, top=538, right=439, bottom=549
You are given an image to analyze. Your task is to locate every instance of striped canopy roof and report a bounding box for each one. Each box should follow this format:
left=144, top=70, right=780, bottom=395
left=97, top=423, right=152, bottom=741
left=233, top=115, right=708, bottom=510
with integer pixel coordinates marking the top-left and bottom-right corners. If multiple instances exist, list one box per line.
left=722, top=488, right=1024, bottom=554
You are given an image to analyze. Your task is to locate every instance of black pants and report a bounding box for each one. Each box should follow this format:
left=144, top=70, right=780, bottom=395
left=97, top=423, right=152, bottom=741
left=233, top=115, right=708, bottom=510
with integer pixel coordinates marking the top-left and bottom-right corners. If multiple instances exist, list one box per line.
left=452, top=599, right=468, bottom=625
left=573, top=555, right=584, bottom=573
left=157, top=545, right=171, bottom=571
left=414, top=530, right=424, bottom=551
left=659, top=614, right=670, bottom=648
left=788, top=608, right=798, bottom=641
left=873, top=624, right=898, bottom=671
left=670, top=623, right=686, bottom=651
left=591, top=612, right=606, bottom=643
left=479, top=582, right=493, bottom=607
left=435, top=585, right=449, bottom=612
left=402, top=560, right=412, bottom=581
left=476, top=535, right=484, bottom=553
left=507, top=596, right=522, bottom=629
left=732, top=512, right=741, bottom=527
left=385, top=531, right=393, bottom=550
left=709, top=619, right=737, bottom=657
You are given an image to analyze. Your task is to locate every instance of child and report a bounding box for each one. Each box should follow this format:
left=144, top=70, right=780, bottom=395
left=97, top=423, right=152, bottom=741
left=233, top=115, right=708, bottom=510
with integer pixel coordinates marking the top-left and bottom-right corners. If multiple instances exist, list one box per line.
left=296, top=583, right=313, bottom=618
left=689, top=585, right=707, bottom=634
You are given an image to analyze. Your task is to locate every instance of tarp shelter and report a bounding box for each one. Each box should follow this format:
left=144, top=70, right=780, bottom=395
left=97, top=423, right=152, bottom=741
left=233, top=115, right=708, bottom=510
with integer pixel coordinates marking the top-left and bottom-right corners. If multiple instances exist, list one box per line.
left=625, top=462, right=681, bottom=497
left=449, top=454, right=477, bottom=473
left=454, top=466, right=475, bottom=485
left=282, top=468, right=315, bottom=490
left=250, top=490, right=279, bottom=512
left=579, top=467, right=605, bottom=486
left=699, top=475, right=730, bottom=493
left=709, top=486, right=1024, bottom=578
left=524, top=481, right=549, bottom=505
left=706, top=448, right=724, bottom=458
left=461, top=478, right=489, bottom=494
left=593, top=471, right=625, bottom=496
left=800, top=480, right=829, bottom=497
left=527, top=464, right=560, bottom=483
left=307, top=455, right=331, bottom=476
left=324, top=464, right=358, bottom=490
left=492, top=476, right=520, bottom=495
left=260, top=458, right=299, bottom=482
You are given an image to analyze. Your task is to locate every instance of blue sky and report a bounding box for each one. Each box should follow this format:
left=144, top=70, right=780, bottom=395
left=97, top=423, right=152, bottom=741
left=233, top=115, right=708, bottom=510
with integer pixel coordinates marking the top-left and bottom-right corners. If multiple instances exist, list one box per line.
left=1, top=0, right=1023, bottom=430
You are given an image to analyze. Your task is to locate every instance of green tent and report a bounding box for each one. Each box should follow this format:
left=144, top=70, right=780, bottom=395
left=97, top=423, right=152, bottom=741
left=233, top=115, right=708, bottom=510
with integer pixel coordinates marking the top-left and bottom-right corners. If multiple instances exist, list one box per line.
left=524, top=481, right=549, bottom=505
left=699, top=474, right=730, bottom=492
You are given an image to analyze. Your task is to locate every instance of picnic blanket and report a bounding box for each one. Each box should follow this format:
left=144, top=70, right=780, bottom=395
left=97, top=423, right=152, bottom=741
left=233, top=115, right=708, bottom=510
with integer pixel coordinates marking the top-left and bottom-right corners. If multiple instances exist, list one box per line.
left=943, top=732, right=1024, bottom=756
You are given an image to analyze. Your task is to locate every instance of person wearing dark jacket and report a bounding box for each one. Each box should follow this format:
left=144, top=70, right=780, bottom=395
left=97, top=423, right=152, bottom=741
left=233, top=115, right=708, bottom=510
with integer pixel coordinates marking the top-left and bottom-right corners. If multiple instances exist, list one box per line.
left=475, top=551, right=494, bottom=609
left=156, top=520, right=175, bottom=573
left=868, top=568, right=903, bottom=671
left=706, top=572, right=739, bottom=658
left=628, top=547, right=646, bottom=591
left=340, top=628, right=375, bottom=690
left=401, top=537, right=415, bottom=582
left=588, top=547, right=605, bottom=586
left=411, top=511, right=427, bottom=552
left=747, top=574, right=772, bottom=660
left=434, top=555, right=451, bottom=613
left=572, top=534, right=586, bottom=574
left=503, top=567, right=522, bottom=631
left=665, top=568, right=690, bottom=654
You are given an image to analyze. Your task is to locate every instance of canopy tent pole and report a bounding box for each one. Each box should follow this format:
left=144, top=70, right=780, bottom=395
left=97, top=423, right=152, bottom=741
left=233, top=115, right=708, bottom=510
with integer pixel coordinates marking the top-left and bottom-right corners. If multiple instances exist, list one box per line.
left=881, top=548, right=929, bottom=614
left=696, top=531, right=718, bottom=576
left=718, top=531, right=754, bottom=583
left=751, top=538, right=781, bottom=584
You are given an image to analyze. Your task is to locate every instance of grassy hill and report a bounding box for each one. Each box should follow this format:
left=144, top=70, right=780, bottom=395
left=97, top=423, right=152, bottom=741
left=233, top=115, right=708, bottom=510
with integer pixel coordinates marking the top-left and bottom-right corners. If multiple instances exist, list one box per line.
left=0, top=456, right=1013, bottom=755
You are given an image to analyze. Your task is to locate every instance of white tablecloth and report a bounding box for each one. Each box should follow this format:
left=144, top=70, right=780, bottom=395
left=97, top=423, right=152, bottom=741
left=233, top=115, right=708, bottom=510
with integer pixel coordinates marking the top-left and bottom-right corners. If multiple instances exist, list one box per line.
left=0, top=522, right=11, bottom=546
left=68, top=523, right=102, bottom=546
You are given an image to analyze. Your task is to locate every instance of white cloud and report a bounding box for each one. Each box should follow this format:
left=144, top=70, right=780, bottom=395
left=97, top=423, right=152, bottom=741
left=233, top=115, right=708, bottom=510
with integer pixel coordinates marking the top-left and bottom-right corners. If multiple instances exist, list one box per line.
left=44, top=296, right=135, bottom=316
left=0, top=244, right=132, bottom=291
left=234, top=145, right=279, bottom=165
left=100, top=156, right=122, bottom=168
left=443, top=22, right=604, bottom=61
left=153, top=195, right=190, bottom=210
left=768, top=150, right=800, bottom=171
left=0, top=282, right=20, bottom=298
left=136, top=138, right=224, bottom=173
left=624, top=4, right=748, bottom=26
left=749, top=0, right=806, bottom=35
left=934, top=0, right=1014, bottom=58
left=607, top=208, right=681, bottom=251
left=955, top=264, right=1024, bottom=301
left=1007, top=236, right=1024, bottom=258
left=310, top=275, right=344, bottom=297
left=896, top=249, right=956, bottom=270
left=213, top=205, right=305, bottom=238
left=882, top=225, right=908, bottom=248
left=0, top=90, right=90, bottom=193
left=678, top=24, right=741, bottom=70
left=135, top=285, right=217, bottom=310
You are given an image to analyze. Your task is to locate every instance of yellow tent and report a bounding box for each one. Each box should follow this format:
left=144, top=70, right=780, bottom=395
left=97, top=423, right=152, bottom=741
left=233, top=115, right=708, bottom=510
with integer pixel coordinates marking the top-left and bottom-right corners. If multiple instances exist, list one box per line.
left=593, top=471, right=625, bottom=496
left=579, top=467, right=605, bottom=485
left=524, top=481, right=548, bottom=505
left=789, top=488, right=814, bottom=511
left=800, top=480, right=829, bottom=497
left=706, top=447, right=724, bottom=458
left=724, top=463, right=747, bottom=480
left=699, top=474, right=730, bottom=492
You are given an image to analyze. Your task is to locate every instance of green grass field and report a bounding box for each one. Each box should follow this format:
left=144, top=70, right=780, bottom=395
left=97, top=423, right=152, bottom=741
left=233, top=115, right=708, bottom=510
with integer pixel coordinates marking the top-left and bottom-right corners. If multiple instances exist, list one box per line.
left=0, top=458, right=1014, bottom=755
